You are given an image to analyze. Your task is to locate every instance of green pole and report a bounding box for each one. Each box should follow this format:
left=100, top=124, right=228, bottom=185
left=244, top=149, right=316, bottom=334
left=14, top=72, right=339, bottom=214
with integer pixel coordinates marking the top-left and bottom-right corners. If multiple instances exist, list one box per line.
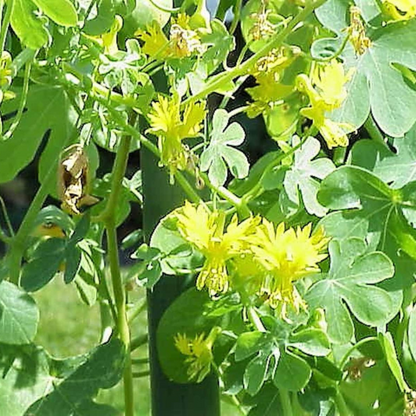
left=141, top=146, right=220, bottom=416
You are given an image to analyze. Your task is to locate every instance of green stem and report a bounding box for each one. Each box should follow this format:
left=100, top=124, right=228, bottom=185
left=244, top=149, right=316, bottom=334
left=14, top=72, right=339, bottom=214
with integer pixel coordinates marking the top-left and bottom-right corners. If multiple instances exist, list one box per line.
left=364, top=115, right=389, bottom=149
left=104, top=133, right=134, bottom=416
left=127, top=297, right=147, bottom=324
left=198, top=171, right=250, bottom=216
left=8, top=158, right=57, bottom=283
left=182, top=0, right=326, bottom=106
left=334, top=390, right=353, bottom=416
left=0, top=0, right=12, bottom=56
left=131, top=357, right=149, bottom=365
left=0, top=226, right=10, bottom=243
left=338, top=336, right=379, bottom=370
left=11, top=48, right=36, bottom=75
left=175, top=171, right=202, bottom=204
left=229, top=0, right=243, bottom=35
left=242, top=137, right=307, bottom=204
left=279, top=389, right=293, bottom=416
left=3, top=59, right=32, bottom=140
left=0, top=195, right=13, bottom=237
left=247, top=306, right=266, bottom=332
left=131, top=334, right=149, bottom=352
left=132, top=370, right=150, bottom=378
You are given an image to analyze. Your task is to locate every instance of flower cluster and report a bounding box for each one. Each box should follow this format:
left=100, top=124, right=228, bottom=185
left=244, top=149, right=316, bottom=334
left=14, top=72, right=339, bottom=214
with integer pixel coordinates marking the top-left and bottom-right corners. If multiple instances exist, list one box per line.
left=175, top=202, right=329, bottom=318
left=136, top=13, right=204, bottom=60
left=174, top=327, right=221, bottom=382
left=296, top=60, right=354, bottom=148
left=147, top=95, right=205, bottom=177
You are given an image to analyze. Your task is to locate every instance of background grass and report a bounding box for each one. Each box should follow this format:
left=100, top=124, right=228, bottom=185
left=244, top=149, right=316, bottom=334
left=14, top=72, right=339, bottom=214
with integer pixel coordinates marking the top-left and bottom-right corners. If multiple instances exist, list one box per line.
left=33, top=278, right=237, bottom=415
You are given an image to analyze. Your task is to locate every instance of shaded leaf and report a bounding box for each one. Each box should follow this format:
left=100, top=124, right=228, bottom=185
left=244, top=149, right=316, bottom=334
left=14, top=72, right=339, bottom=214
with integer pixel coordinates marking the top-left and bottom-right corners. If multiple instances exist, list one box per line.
left=0, top=281, right=39, bottom=345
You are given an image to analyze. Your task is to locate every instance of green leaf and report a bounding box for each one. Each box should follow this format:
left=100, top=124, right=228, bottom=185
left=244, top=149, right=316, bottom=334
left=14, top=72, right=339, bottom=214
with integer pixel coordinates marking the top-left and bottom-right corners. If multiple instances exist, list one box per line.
left=150, top=214, right=203, bottom=275
left=23, top=338, right=125, bottom=414
left=273, top=351, right=311, bottom=392
left=74, top=275, right=97, bottom=306
left=157, top=288, right=220, bottom=383
left=33, top=206, right=74, bottom=235
left=235, top=331, right=271, bottom=362
left=278, top=137, right=335, bottom=217
left=32, top=0, right=78, bottom=26
left=0, top=281, right=39, bottom=345
left=21, top=238, right=66, bottom=292
left=318, top=166, right=397, bottom=250
left=408, top=305, right=416, bottom=363
left=244, top=351, right=273, bottom=396
left=200, top=20, right=235, bottom=74
left=0, top=85, right=77, bottom=193
left=201, top=109, right=249, bottom=187
left=379, top=332, right=410, bottom=393
left=64, top=244, right=82, bottom=284
left=306, top=238, right=394, bottom=344
left=315, top=3, right=416, bottom=136
left=350, top=128, right=416, bottom=190
left=246, top=384, right=282, bottom=416
left=123, top=0, right=171, bottom=31
left=289, top=328, right=331, bottom=357
left=10, top=0, right=49, bottom=49
left=83, top=0, right=116, bottom=35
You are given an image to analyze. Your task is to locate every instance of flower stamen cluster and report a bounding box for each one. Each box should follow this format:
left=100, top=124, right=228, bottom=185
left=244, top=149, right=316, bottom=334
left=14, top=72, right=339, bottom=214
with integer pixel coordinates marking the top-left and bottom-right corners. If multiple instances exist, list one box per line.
left=347, top=7, right=371, bottom=55
left=249, top=8, right=276, bottom=41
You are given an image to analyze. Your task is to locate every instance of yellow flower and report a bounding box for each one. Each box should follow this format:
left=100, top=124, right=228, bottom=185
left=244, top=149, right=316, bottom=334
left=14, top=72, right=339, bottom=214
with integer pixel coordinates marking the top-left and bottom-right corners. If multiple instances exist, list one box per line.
left=312, top=61, right=350, bottom=111
left=246, top=47, right=299, bottom=118
left=296, top=61, right=354, bottom=148
left=135, top=22, right=169, bottom=58
left=383, top=0, right=416, bottom=20
left=174, top=327, right=221, bottom=382
left=147, top=96, right=205, bottom=176
left=175, top=202, right=259, bottom=296
left=169, top=14, right=204, bottom=58
left=136, top=13, right=204, bottom=59
left=347, top=7, right=371, bottom=55
left=251, top=220, right=329, bottom=318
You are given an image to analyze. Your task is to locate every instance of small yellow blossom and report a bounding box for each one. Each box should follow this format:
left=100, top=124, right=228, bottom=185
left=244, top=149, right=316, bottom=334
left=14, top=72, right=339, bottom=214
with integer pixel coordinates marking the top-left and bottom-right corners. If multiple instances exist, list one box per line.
left=383, top=0, right=416, bottom=20
left=147, top=96, right=205, bottom=176
left=251, top=220, right=329, bottom=318
left=347, top=7, right=371, bottom=55
left=174, top=327, right=221, bottom=382
left=0, top=51, right=13, bottom=88
left=296, top=61, right=354, bottom=148
left=136, top=14, right=204, bottom=60
left=175, top=202, right=259, bottom=296
left=246, top=47, right=299, bottom=118
left=169, top=14, right=204, bottom=57
left=135, top=22, right=169, bottom=58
